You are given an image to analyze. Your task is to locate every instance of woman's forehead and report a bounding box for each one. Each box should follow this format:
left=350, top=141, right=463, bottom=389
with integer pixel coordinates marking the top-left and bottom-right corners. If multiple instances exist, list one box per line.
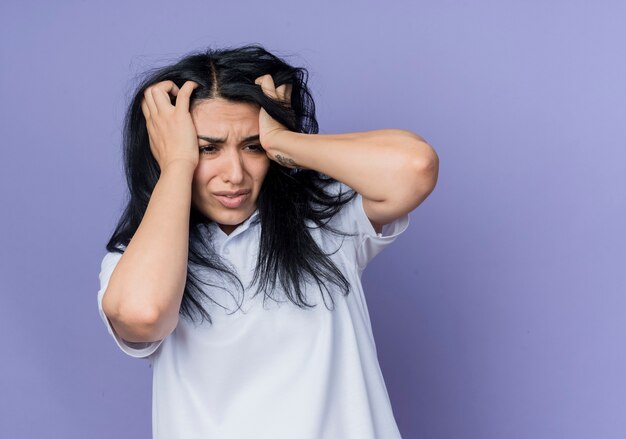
left=192, top=98, right=259, bottom=117
left=192, top=98, right=260, bottom=137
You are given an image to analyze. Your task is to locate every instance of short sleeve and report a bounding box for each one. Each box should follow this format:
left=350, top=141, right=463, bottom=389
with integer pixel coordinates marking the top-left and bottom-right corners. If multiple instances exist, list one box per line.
left=97, top=251, right=164, bottom=359
left=329, top=182, right=410, bottom=271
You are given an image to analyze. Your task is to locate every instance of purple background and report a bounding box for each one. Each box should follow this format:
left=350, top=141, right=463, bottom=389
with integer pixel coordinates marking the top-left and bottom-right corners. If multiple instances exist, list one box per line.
left=1, top=0, right=625, bottom=438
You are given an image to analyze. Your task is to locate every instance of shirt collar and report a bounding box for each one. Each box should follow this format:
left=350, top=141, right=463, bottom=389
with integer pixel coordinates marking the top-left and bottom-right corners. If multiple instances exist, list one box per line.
left=205, top=208, right=260, bottom=239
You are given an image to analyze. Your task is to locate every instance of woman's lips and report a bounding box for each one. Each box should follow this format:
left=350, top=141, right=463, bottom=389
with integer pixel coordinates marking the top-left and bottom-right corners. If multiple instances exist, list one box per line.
left=214, top=191, right=250, bottom=208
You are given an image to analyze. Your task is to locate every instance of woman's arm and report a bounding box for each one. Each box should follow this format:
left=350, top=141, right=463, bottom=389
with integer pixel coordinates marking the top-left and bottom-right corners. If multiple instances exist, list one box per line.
left=265, top=129, right=439, bottom=232
left=255, top=74, right=439, bottom=233
left=102, top=162, right=194, bottom=343
left=102, top=81, right=199, bottom=343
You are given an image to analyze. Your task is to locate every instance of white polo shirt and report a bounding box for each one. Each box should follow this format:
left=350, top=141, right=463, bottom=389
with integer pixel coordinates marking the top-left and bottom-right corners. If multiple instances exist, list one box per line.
left=97, top=184, right=410, bottom=439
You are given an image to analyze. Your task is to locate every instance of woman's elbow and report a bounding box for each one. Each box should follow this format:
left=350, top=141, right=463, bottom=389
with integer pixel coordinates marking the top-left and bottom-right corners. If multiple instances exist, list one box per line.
left=418, top=147, right=439, bottom=193
left=102, top=287, right=175, bottom=342
left=406, top=137, right=439, bottom=192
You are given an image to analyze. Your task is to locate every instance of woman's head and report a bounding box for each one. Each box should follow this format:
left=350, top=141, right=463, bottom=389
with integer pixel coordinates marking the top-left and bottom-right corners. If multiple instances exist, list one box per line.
left=124, top=44, right=318, bottom=230
left=109, top=44, right=356, bottom=324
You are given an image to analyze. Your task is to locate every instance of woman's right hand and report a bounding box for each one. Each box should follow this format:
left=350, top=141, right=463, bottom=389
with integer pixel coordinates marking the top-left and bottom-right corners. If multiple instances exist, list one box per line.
left=141, top=80, right=200, bottom=172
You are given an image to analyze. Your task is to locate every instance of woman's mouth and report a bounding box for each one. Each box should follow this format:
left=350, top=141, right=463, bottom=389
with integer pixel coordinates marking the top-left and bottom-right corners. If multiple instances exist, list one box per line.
left=213, top=191, right=251, bottom=208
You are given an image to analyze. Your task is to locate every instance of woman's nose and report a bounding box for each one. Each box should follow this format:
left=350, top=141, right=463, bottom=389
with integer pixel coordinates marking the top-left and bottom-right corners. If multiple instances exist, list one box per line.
left=221, top=149, right=244, bottom=184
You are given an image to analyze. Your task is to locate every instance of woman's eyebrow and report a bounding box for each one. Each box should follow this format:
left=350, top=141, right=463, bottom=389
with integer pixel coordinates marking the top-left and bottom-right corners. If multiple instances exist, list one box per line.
left=197, top=134, right=260, bottom=143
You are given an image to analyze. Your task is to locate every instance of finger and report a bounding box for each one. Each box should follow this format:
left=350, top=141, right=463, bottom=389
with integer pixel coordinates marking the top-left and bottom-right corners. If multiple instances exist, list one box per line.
left=255, top=74, right=278, bottom=100
left=276, top=83, right=292, bottom=106
left=154, top=80, right=181, bottom=96
left=152, top=86, right=175, bottom=109
left=154, top=79, right=186, bottom=109
left=147, top=81, right=181, bottom=112
left=174, top=81, right=199, bottom=112
left=141, top=99, right=151, bottom=120
left=284, top=83, right=293, bottom=103
left=276, top=84, right=286, bottom=101
left=144, top=87, right=158, bottom=116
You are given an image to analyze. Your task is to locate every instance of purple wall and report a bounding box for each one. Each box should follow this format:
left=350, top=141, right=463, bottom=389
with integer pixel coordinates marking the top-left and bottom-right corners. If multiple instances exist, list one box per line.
left=1, top=1, right=625, bottom=438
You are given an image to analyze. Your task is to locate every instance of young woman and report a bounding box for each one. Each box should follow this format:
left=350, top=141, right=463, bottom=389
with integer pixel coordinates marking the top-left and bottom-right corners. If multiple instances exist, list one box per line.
left=97, top=44, right=438, bottom=439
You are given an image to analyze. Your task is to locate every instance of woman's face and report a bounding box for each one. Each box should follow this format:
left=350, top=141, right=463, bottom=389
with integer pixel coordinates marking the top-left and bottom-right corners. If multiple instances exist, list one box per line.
left=190, top=98, right=270, bottom=235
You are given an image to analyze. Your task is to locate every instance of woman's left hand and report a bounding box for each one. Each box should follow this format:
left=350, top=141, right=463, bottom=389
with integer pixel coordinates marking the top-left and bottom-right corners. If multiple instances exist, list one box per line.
left=255, top=74, right=294, bottom=164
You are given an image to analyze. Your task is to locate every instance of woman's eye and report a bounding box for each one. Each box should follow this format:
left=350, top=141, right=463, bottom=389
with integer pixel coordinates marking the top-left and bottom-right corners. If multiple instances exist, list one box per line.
left=199, top=145, right=217, bottom=155
left=246, top=144, right=265, bottom=152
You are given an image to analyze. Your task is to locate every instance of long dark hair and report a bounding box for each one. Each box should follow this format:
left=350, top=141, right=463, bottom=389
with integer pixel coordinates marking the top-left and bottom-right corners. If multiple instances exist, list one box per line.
left=106, top=44, right=358, bottom=324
